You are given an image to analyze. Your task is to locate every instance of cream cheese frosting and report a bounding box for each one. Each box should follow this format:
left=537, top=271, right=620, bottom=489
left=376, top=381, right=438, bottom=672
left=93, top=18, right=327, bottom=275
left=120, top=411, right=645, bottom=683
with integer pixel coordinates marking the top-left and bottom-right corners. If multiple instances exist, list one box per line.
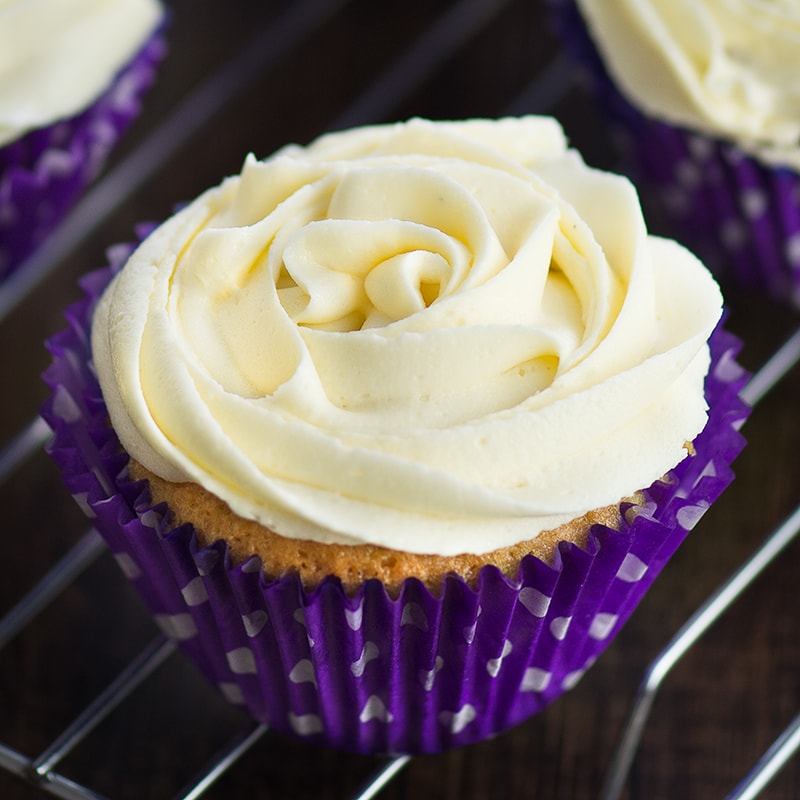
left=575, top=0, right=800, bottom=169
left=0, top=0, right=162, bottom=147
left=91, top=116, right=723, bottom=556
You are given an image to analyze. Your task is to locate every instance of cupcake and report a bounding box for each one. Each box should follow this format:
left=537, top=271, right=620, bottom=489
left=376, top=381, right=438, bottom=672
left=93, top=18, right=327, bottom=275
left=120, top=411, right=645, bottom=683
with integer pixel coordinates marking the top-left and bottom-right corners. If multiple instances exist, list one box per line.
left=0, top=0, right=165, bottom=281
left=42, top=116, right=750, bottom=755
left=551, top=0, right=800, bottom=306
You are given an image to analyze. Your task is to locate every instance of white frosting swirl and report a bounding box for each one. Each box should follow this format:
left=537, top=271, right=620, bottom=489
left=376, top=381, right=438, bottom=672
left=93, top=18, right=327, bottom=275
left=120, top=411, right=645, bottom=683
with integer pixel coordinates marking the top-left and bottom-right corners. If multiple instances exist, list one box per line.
left=0, top=0, right=162, bottom=147
left=575, top=0, right=800, bottom=169
left=92, top=117, right=722, bottom=556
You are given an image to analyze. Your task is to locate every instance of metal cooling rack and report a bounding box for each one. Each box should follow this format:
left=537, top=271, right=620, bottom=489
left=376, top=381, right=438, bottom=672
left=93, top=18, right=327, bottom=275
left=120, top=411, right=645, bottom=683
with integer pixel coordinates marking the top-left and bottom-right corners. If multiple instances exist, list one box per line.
left=1, top=1, right=799, bottom=797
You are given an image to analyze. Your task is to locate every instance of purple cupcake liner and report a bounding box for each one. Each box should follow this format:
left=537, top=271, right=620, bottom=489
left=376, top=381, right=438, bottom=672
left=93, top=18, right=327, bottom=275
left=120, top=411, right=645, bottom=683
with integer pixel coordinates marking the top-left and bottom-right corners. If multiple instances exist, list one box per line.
left=41, top=239, right=750, bottom=754
left=0, top=27, right=166, bottom=282
left=548, top=0, right=800, bottom=308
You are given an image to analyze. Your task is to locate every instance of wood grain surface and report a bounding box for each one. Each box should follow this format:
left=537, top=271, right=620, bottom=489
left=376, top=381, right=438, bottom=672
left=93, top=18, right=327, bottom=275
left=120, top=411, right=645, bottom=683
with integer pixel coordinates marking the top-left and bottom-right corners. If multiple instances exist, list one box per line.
left=1, top=1, right=798, bottom=798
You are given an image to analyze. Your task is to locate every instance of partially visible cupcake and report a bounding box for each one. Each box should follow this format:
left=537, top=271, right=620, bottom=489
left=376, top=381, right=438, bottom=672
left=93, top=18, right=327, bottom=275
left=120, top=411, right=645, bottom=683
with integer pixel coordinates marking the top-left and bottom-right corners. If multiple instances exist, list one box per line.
left=551, top=0, right=800, bottom=306
left=0, top=0, right=165, bottom=281
left=43, top=117, right=750, bottom=754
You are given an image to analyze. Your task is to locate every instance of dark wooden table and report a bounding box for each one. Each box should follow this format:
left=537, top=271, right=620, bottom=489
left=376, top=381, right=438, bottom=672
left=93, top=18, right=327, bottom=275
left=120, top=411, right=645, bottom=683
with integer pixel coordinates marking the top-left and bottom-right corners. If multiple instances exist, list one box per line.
left=1, top=1, right=799, bottom=798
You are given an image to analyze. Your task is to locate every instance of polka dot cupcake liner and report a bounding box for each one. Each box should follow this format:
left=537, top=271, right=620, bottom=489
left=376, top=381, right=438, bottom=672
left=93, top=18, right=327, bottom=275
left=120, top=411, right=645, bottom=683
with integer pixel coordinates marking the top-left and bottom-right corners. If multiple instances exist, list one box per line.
left=41, top=240, right=750, bottom=755
left=0, top=27, right=166, bottom=282
left=548, top=0, right=800, bottom=308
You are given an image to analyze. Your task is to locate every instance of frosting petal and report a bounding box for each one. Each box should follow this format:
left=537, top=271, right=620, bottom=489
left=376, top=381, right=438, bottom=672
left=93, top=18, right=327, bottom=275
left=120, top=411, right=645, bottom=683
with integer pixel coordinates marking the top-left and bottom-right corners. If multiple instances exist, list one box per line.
left=576, top=0, right=800, bottom=168
left=0, top=0, right=161, bottom=146
left=92, top=117, right=723, bottom=555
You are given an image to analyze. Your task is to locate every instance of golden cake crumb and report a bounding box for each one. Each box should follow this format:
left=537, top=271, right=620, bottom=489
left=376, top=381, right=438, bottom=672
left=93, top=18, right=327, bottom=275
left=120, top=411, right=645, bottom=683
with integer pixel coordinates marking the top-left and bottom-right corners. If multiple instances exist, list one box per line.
left=129, top=460, right=632, bottom=594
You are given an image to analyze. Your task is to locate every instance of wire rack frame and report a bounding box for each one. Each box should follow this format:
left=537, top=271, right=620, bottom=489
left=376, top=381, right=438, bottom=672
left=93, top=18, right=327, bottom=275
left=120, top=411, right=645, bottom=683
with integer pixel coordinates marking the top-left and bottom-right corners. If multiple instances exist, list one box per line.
left=1, top=2, right=799, bottom=798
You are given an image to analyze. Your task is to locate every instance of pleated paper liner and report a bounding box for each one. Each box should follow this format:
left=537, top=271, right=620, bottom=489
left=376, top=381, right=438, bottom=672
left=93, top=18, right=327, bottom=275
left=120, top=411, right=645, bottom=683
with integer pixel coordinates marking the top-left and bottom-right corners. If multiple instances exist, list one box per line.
left=548, top=0, right=800, bottom=308
left=42, top=240, right=750, bottom=754
left=0, top=27, right=166, bottom=281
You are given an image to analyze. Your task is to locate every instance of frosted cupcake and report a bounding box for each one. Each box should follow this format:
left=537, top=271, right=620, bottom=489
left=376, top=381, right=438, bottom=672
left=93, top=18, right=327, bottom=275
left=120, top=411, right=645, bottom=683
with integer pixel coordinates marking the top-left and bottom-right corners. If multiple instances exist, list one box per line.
left=0, top=0, right=165, bottom=281
left=552, top=0, right=800, bottom=306
left=43, top=117, right=750, bottom=754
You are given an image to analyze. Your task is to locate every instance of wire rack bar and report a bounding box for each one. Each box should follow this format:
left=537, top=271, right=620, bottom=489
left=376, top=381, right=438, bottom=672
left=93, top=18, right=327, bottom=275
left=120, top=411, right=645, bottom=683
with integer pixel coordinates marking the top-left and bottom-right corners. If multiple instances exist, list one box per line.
left=505, top=51, right=577, bottom=116
left=1, top=3, right=799, bottom=798
left=0, top=743, right=108, bottom=800
left=740, top=325, right=800, bottom=408
left=727, top=712, right=800, bottom=800
left=600, top=501, right=800, bottom=800
left=331, top=0, right=515, bottom=130
left=0, top=530, right=105, bottom=653
left=600, top=326, right=800, bottom=800
left=175, top=723, right=269, bottom=800
left=0, top=417, right=51, bottom=486
left=350, top=757, right=412, bottom=800
left=32, top=637, right=176, bottom=778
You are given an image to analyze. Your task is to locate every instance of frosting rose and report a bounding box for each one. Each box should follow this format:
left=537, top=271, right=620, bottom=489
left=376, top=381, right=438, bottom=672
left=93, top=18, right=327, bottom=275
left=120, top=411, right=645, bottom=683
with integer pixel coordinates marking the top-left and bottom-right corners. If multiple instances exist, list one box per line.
left=91, top=117, right=723, bottom=556
left=575, top=0, right=800, bottom=169
left=0, top=0, right=162, bottom=147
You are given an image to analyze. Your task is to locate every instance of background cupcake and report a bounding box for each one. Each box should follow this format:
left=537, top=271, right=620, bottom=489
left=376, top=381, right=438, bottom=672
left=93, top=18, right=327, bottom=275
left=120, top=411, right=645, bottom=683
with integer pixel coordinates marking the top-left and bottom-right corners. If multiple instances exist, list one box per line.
left=43, top=117, right=750, bottom=755
left=550, top=0, right=800, bottom=307
left=0, top=0, right=166, bottom=282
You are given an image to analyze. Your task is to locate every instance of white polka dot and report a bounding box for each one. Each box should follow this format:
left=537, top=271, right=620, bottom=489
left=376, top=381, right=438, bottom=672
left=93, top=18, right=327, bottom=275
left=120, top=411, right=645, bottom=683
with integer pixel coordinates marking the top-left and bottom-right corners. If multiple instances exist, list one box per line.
left=218, top=682, right=245, bottom=704
left=419, top=656, right=444, bottom=691
left=486, top=640, right=513, bottom=677
left=345, top=599, right=364, bottom=631
left=616, top=553, right=648, bottom=583
left=139, top=510, right=160, bottom=529
left=562, top=669, right=586, bottom=690
left=687, top=134, right=714, bottom=160
left=289, top=712, right=324, bottom=736
left=714, top=349, right=747, bottom=383
left=439, top=704, right=476, bottom=734
left=154, top=613, right=197, bottom=641
left=676, top=501, right=710, bottom=530
left=676, top=159, right=702, bottom=188
left=550, top=616, right=572, bottom=641
left=625, top=500, right=658, bottom=525
left=721, top=219, right=748, bottom=251
left=742, top=188, right=768, bottom=219
left=696, top=459, right=719, bottom=482
left=289, top=659, right=317, bottom=686
left=519, top=587, right=551, bottom=617
left=400, top=602, right=429, bottom=631
left=293, top=608, right=307, bottom=626
left=194, top=549, right=219, bottom=576
left=113, top=552, right=141, bottom=580
left=589, top=612, right=619, bottom=641
left=520, top=667, right=551, bottom=692
left=40, top=149, right=74, bottom=177
left=240, top=557, right=261, bottom=573
left=242, top=610, right=268, bottom=638
left=351, top=641, right=379, bottom=677
left=661, top=186, right=692, bottom=216
left=181, top=577, right=208, bottom=607
left=359, top=695, right=393, bottom=724
left=785, top=232, right=800, bottom=266
left=293, top=608, right=314, bottom=646
left=226, top=647, right=257, bottom=675
left=463, top=622, right=477, bottom=644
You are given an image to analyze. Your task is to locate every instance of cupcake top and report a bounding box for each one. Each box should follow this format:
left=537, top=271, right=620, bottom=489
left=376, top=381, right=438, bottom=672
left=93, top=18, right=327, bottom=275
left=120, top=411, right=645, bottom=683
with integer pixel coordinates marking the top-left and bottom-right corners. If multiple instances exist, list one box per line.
left=575, top=0, right=800, bottom=169
left=0, top=0, right=162, bottom=147
left=91, top=117, right=722, bottom=556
